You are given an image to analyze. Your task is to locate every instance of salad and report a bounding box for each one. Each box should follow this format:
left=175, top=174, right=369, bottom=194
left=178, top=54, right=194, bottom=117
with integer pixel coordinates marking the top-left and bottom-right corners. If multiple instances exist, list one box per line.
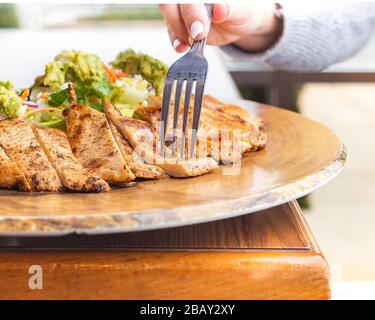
left=0, top=49, right=167, bottom=128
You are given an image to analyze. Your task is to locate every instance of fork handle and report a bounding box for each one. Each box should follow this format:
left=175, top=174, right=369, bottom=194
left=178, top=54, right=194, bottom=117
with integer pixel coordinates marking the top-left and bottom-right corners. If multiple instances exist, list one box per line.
left=190, top=4, right=214, bottom=53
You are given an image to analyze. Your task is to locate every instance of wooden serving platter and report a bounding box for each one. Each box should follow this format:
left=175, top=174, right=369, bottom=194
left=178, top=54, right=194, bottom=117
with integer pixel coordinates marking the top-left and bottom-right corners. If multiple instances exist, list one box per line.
left=0, top=100, right=346, bottom=235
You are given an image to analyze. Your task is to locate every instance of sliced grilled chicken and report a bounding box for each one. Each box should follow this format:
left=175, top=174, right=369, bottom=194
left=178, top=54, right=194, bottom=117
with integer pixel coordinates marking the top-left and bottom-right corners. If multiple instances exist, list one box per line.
left=161, top=157, right=218, bottom=178
left=203, top=95, right=264, bottom=131
left=135, top=95, right=267, bottom=163
left=105, top=102, right=159, bottom=164
left=108, top=120, right=166, bottom=179
left=0, top=146, right=31, bottom=191
left=0, top=119, right=62, bottom=192
left=63, top=103, right=135, bottom=185
left=202, top=95, right=267, bottom=154
left=104, top=101, right=218, bottom=178
left=199, top=101, right=267, bottom=162
left=32, top=125, right=110, bottom=193
left=143, top=95, right=263, bottom=131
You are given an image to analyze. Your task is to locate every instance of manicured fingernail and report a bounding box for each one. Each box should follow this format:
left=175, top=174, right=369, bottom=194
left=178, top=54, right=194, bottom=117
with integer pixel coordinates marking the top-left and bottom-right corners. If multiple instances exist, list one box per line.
left=190, top=21, right=204, bottom=39
left=225, top=4, right=232, bottom=19
left=173, top=38, right=181, bottom=51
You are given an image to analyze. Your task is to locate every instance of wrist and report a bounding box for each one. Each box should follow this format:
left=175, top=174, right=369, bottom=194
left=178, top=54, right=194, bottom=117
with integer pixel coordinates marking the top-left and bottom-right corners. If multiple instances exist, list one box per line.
left=234, top=3, right=283, bottom=53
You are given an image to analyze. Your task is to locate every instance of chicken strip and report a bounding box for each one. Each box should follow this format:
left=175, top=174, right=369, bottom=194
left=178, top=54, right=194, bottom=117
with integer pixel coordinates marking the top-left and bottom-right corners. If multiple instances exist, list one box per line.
left=0, top=119, right=62, bottom=192
left=203, top=95, right=265, bottom=131
left=161, top=157, right=218, bottom=178
left=63, top=103, right=135, bottom=185
left=108, top=120, right=165, bottom=179
left=104, top=101, right=218, bottom=178
left=32, top=125, right=110, bottom=193
left=0, top=146, right=31, bottom=191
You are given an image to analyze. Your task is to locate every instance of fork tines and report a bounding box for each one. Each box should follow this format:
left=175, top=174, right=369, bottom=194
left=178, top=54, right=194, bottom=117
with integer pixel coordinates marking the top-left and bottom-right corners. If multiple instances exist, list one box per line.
left=160, top=73, right=207, bottom=159
left=160, top=4, right=213, bottom=160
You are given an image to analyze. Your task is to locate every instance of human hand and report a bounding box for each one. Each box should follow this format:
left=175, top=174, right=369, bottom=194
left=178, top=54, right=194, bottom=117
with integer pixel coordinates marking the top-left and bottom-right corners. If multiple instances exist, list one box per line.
left=159, top=3, right=283, bottom=53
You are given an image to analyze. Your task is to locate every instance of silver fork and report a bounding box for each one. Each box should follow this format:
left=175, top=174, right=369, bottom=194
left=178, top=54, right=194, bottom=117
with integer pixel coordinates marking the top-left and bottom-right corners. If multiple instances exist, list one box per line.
left=160, top=3, right=213, bottom=159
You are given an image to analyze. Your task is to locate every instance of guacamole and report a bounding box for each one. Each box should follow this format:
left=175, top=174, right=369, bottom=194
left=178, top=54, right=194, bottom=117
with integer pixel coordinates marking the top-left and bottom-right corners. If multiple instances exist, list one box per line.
left=111, top=49, right=167, bottom=95
left=43, top=50, right=107, bottom=90
left=0, top=81, right=22, bottom=118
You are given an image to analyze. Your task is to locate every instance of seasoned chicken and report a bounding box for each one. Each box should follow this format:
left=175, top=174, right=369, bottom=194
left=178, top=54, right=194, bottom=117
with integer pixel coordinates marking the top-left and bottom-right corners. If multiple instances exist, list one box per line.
left=203, top=95, right=264, bottom=132
left=0, top=146, right=31, bottom=191
left=105, top=101, right=160, bottom=163
left=135, top=95, right=267, bottom=163
left=0, top=119, right=62, bottom=192
left=32, top=125, right=110, bottom=193
left=161, top=157, right=218, bottom=178
left=142, top=95, right=263, bottom=130
left=63, top=103, right=135, bottom=185
left=199, top=97, right=267, bottom=162
left=108, top=120, right=166, bottom=179
left=104, top=100, right=218, bottom=178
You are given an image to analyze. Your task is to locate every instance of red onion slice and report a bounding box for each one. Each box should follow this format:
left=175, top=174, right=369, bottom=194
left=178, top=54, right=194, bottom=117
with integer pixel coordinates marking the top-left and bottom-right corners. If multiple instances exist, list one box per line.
left=22, top=101, right=39, bottom=108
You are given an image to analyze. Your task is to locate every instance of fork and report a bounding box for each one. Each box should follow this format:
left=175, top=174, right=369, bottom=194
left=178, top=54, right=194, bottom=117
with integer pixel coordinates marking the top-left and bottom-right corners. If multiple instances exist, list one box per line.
left=160, top=3, right=213, bottom=159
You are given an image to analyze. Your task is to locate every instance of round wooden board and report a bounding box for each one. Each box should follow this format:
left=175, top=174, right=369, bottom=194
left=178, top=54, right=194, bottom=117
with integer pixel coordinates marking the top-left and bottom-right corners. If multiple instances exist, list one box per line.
left=0, top=100, right=346, bottom=236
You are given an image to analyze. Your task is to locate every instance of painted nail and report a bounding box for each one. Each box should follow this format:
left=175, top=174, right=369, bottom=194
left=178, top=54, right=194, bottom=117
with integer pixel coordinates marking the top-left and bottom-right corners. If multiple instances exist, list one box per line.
left=225, top=4, right=233, bottom=19
left=173, top=39, right=181, bottom=51
left=190, top=21, right=204, bottom=39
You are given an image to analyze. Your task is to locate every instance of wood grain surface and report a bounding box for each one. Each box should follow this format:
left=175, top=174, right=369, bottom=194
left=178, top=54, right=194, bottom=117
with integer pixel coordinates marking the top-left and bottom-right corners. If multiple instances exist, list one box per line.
left=0, top=202, right=330, bottom=300
left=0, top=101, right=346, bottom=235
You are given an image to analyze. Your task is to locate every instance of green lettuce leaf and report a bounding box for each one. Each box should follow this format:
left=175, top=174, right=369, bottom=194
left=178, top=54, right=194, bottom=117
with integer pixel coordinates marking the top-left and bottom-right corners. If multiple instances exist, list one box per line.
left=48, top=88, right=70, bottom=107
left=109, top=76, right=150, bottom=117
left=27, top=110, right=66, bottom=131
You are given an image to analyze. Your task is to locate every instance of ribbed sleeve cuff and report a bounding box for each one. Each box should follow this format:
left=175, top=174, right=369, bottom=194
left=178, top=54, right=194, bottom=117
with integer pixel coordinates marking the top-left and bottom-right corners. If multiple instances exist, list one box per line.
left=220, top=6, right=313, bottom=70
left=221, top=3, right=375, bottom=72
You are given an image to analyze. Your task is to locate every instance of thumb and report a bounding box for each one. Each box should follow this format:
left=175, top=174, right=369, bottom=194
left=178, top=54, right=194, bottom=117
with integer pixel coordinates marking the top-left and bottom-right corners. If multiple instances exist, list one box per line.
left=212, top=4, right=232, bottom=23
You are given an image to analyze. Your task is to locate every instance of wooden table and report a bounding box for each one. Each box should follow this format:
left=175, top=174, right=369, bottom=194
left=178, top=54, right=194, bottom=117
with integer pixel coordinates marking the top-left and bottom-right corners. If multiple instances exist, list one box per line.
left=0, top=200, right=330, bottom=300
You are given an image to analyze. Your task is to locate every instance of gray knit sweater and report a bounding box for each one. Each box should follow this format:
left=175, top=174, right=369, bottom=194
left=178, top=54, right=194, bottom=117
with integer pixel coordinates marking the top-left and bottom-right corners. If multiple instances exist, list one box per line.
left=221, top=3, right=375, bottom=72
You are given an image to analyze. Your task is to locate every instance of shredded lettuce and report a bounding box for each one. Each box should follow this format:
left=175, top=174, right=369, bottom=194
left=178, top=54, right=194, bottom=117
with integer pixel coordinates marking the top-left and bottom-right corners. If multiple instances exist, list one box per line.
left=110, top=76, right=150, bottom=117
left=27, top=110, right=66, bottom=131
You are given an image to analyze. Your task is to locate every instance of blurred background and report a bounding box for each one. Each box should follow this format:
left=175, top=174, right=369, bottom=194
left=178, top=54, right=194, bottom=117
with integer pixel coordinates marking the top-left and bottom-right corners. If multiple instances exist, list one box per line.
left=1, top=3, right=374, bottom=298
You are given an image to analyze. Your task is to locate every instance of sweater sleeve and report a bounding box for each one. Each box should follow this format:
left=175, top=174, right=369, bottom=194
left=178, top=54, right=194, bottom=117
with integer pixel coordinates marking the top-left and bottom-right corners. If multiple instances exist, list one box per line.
left=221, top=3, right=375, bottom=72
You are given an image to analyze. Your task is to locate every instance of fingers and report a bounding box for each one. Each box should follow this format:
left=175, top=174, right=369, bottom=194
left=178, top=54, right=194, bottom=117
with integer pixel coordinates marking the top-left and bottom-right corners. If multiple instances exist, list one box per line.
left=159, top=4, right=190, bottom=53
left=212, top=4, right=232, bottom=23
left=179, top=4, right=210, bottom=41
left=160, top=3, right=233, bottom=52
